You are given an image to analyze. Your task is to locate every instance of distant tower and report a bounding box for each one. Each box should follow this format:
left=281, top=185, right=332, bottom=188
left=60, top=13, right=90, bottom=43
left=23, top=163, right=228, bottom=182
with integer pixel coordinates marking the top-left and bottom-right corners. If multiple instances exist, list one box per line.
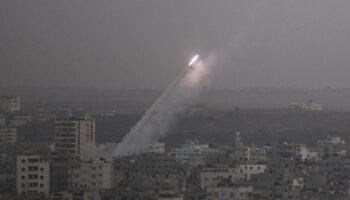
left=234, top=131, right=243, bottom=147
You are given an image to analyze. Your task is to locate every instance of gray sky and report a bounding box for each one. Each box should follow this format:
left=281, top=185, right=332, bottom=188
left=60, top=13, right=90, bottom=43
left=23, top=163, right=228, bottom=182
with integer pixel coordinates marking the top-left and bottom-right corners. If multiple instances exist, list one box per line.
left=1, top=0, right=350, bottom=89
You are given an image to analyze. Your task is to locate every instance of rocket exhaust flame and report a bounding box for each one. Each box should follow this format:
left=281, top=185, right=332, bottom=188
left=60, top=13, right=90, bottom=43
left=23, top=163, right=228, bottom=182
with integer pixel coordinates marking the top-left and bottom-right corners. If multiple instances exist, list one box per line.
left=188, top=54, right=199, bottom=66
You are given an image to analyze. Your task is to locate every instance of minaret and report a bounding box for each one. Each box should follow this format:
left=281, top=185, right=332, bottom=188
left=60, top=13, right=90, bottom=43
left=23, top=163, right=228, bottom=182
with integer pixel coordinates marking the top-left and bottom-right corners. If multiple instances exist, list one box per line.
left=234, top=131, right=243, bottom=147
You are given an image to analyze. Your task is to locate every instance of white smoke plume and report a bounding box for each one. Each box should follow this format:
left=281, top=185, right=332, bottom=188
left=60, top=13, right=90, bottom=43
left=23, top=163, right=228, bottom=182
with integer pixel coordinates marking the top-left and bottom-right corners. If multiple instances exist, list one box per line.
left=103, top=55, right=216, bottom=158
left=97, top=1, right=272, bottom=160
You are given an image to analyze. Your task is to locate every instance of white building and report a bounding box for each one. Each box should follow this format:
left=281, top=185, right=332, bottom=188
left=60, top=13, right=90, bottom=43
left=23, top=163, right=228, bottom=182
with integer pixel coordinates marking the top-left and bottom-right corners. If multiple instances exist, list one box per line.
left=0, top=96, right=20, bottom=112
left=239, top=164, right=267, bottom=181
left=289, top=100, right=322, bottom=111
left=55, top=110, right=96, bottom=159
left=171, top=140, right=217, bottom=164
left=0, top=127, right=17, bottom=144
left=200, top=168, right=241, bottom=190
left=292, top=177, right=304, bottom=190
left=70, top=159, right=114, bottom=192
left=17, top=155, right=50, bottom=198
left=151, top=143, right=165, bottom=154
left=299, top=145, right=319, bottom=161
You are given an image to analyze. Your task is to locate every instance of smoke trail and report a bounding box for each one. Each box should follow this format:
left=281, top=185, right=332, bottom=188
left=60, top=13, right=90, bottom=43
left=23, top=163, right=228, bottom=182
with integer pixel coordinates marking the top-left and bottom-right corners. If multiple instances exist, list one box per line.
left=99, top=0, right=274, bottom=159
left=106, top=55, right=215, bottom=157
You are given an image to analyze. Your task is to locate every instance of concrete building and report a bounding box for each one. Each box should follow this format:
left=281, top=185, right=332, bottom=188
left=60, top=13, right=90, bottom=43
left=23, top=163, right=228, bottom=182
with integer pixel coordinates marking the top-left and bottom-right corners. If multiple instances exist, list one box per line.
left=0, top=96, right=20, bottom=112
left=275, top=140, right=303, bottom=159
left=50, top=155, right=80, bottom=193
left=113, top=153, right=187, bottom=178
left=206, top=184, right=253, bottom=200
left=70, top=159, right=114, bottom=192
left=151, top=142, right=165, bottom=154
left=292, top=177, right=304, bottom=190
left=171, top=140, right=217, bottom=164
left=289, top=100, right=322, bottom=111
left=217, top=132, right=250, bottom=165
left=9, top=115, right=32, bottom=127
left=0, top=127, right=17, bottom=144
left=200, top=168, right=241, bottom=190
left=317, top=135, right=347, bottom=157
left=240, top=164, right=267, bottom=181
left=16, top=155, right=50, bottom=198
left=299, top=145, right=319, bottom=161
left=247, top=145, right=267, bottom=163
left=54, top=109, right=96, bottom=158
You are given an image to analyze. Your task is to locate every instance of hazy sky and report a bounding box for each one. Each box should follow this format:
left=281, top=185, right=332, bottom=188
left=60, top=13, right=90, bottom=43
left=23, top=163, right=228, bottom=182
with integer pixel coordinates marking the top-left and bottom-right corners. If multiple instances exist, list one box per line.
left=1, top=0, right=350, bottom=89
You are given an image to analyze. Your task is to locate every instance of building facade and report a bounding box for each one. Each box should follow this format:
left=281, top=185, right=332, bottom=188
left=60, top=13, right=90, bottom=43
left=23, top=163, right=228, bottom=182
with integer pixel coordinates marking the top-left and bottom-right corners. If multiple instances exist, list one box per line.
left=16, top=155, right=50, bottom=198
left=70, top=159, right=114, bottom=192
left=0, top=127, right=17, bottom=144
left=0, top=96, right=20, bottom=112
left=54, top=110, right=96, bottom=158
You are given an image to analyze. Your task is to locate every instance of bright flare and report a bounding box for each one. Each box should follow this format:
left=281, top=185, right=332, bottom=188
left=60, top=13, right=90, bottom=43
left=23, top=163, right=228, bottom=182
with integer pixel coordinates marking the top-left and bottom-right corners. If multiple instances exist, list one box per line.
left=188, top=54, right=199, bottom=66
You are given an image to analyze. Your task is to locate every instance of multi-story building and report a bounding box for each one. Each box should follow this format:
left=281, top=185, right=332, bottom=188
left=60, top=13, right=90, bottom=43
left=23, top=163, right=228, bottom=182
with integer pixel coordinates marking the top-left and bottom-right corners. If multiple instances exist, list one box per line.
left=247, top=145, right=267, bottom=163
left=0, top=96, right=20, bottom=112
left=171, top=140, right=217, bottom=164
left=317, top=135, right=347, bottom=157
left=200, top=168, right=241, bottom=190
left=275, top=140, right=302, bottom=160
left=70, top=159, right=114, bottom=192
left=16, top=155, right=50, bottom=198
left=54, top=109, right=95, bottom=158
left=239, top=164, right=267, bottom=181
left=0, top=127, right=17, bottom=144
left=50, top=155, right=80, bottom=193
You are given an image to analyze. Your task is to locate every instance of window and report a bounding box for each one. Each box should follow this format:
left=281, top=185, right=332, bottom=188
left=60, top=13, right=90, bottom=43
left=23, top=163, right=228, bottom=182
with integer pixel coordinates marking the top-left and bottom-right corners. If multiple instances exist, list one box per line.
left=40, top=184, right=44, bottom=187
left=40, top=167, right=44, bottom=171
left=40, top=176, right=44, bottom=179
left=21, top=168, right=25, bottom=171
left=29, top=166, right=39, bottom=171
left=28, top=159, right=38, bottom=163
left=21, top=176, right=25, bottom=180
left=22, top=159, right=26, bottom=163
